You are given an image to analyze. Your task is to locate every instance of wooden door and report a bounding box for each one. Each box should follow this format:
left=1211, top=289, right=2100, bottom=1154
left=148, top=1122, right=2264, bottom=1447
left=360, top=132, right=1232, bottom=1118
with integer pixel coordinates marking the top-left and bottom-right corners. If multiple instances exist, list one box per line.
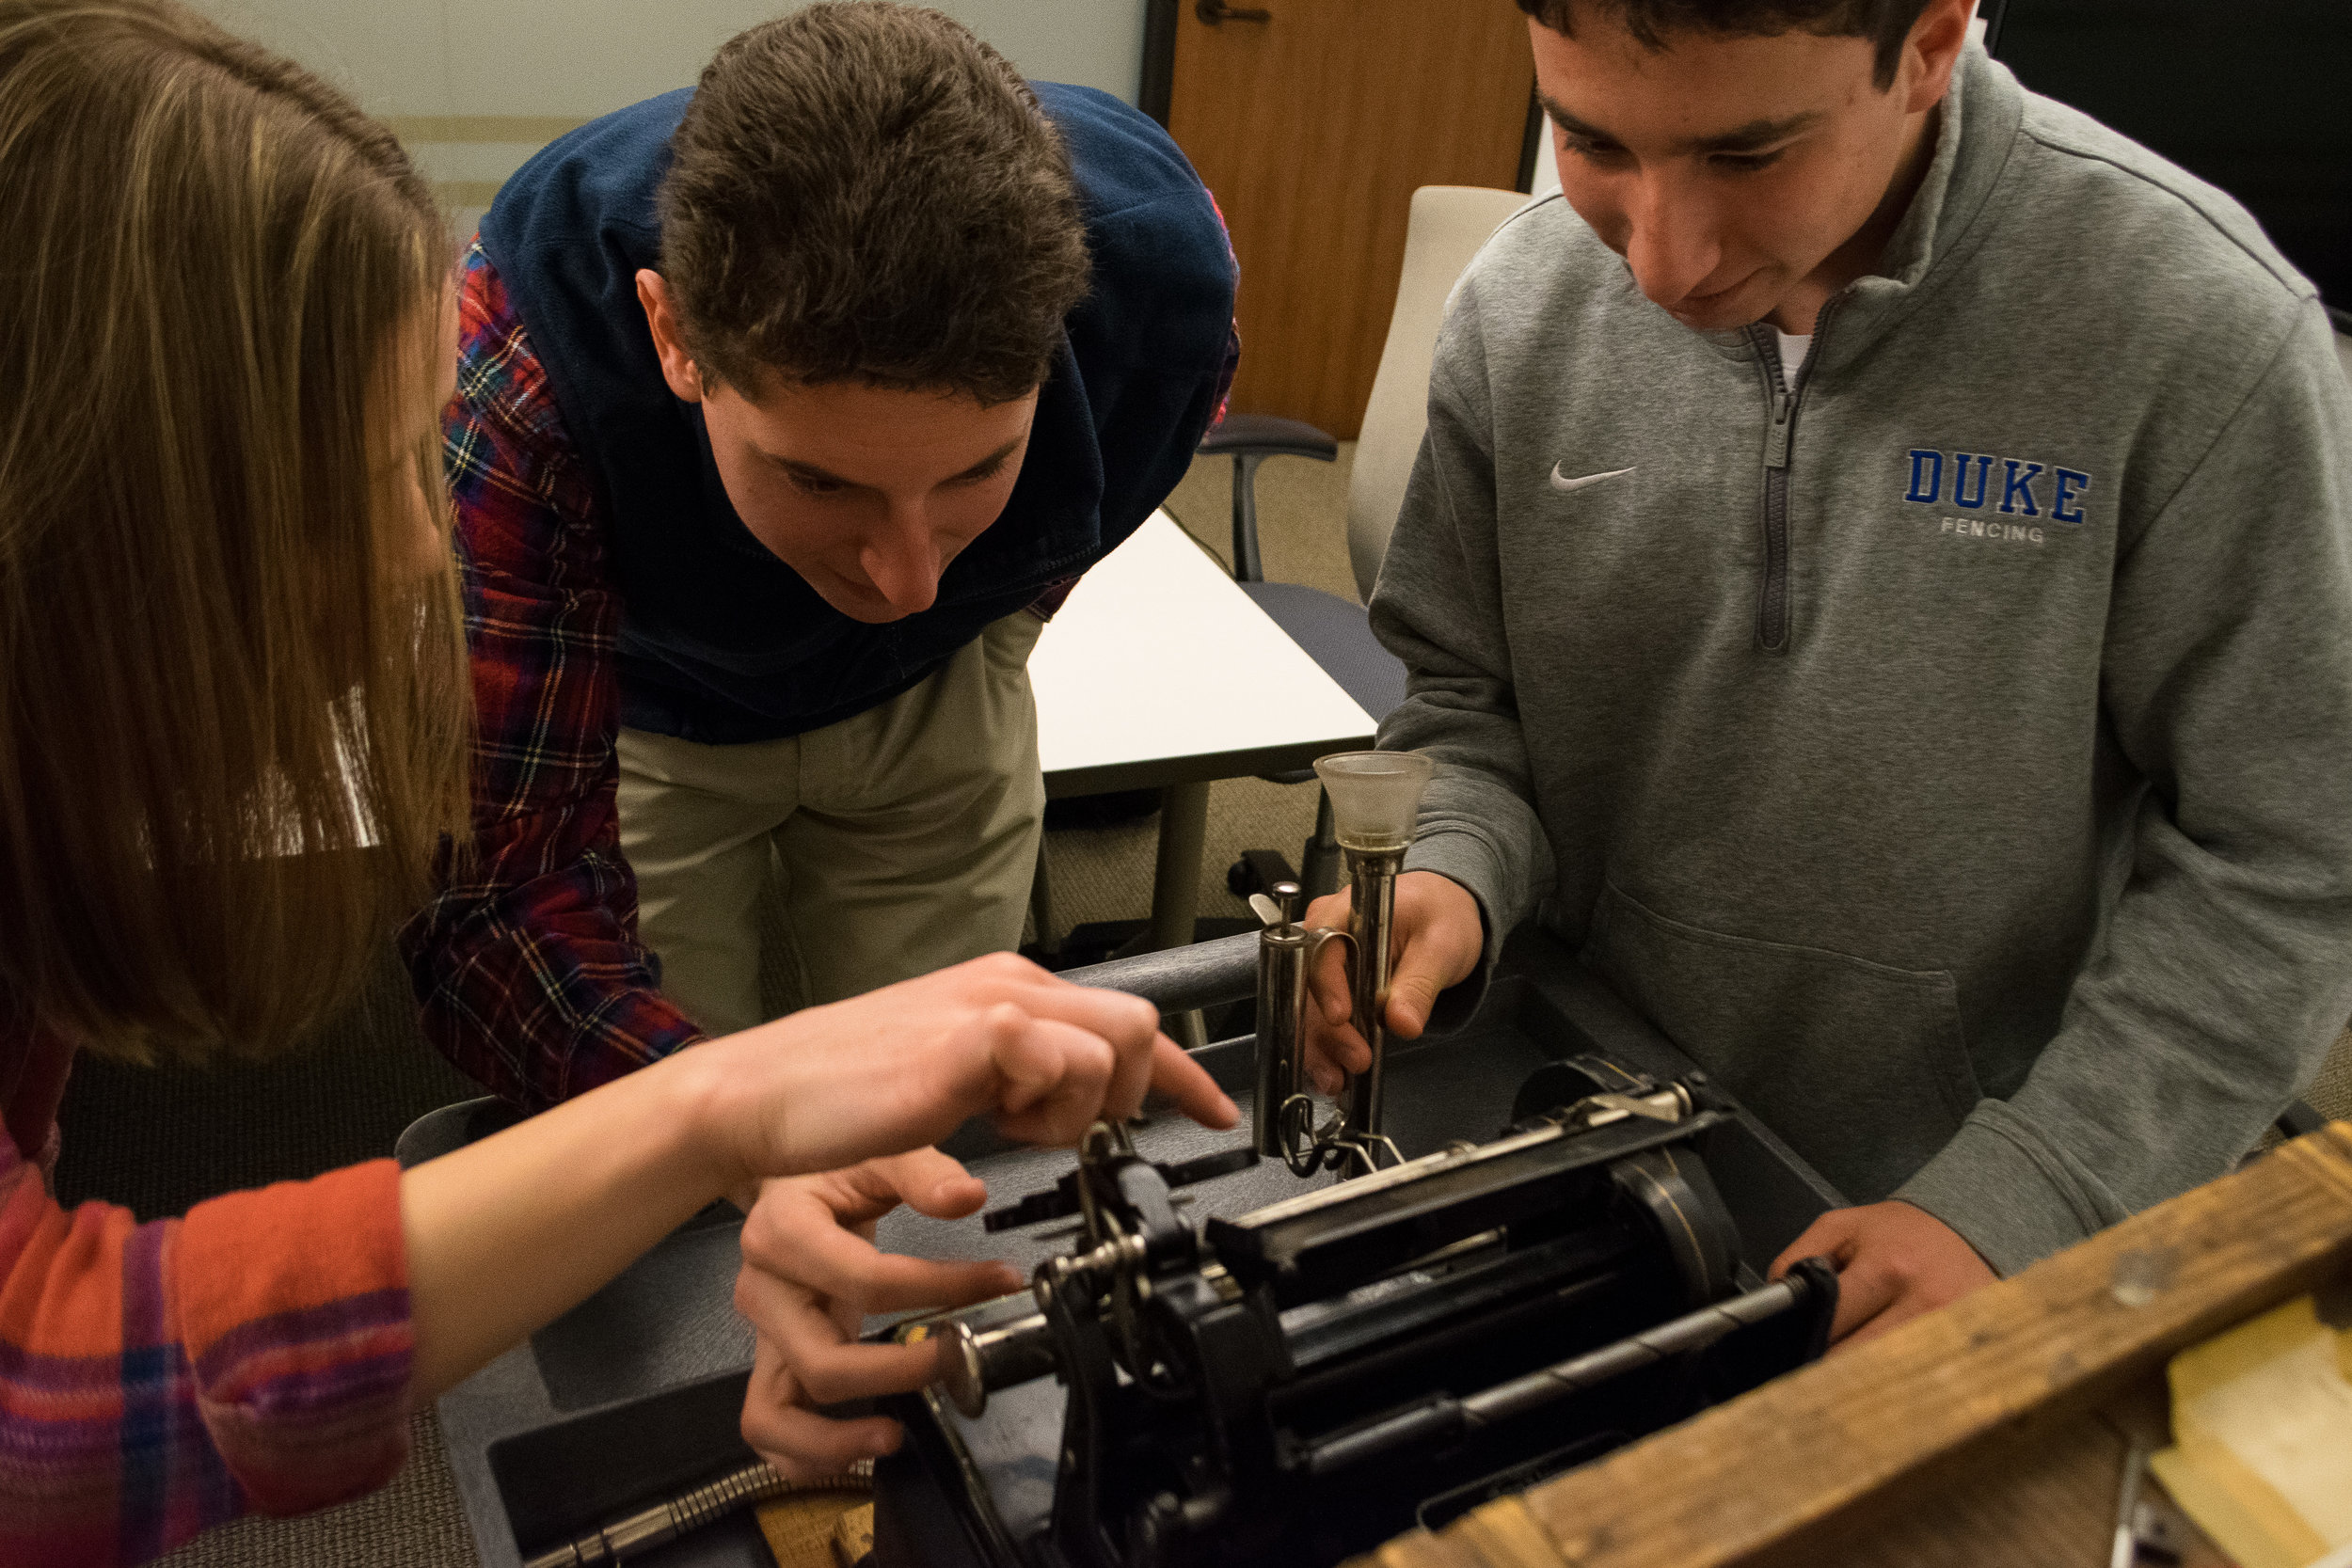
left=1165, top=0, right=1534, bottom=438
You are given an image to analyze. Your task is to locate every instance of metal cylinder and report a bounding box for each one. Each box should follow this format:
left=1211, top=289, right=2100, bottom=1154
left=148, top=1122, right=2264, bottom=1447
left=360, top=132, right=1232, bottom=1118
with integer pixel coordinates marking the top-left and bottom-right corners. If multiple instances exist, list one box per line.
left=1297, top=1273, right=1817, bottom=1477
left=1253, top=883, right=1310, bottom=1158
left=1341, top=847, right=1405, bottom=1143
left=1462, top=1273, right=1812, bottom=1427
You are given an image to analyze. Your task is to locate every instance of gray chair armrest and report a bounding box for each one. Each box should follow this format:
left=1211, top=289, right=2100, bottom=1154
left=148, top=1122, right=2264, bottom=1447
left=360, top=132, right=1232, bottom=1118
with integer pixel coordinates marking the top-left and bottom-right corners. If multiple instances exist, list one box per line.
left=1196, top=413, right=1338, bottom=463
left=1197, top=415, right=1339, bottom=582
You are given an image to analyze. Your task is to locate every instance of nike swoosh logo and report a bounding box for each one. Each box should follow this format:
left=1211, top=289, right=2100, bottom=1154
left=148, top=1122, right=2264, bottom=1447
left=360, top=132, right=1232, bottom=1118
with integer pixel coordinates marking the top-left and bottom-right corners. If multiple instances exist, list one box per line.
left=1549, top=464, right=1636, bottom=493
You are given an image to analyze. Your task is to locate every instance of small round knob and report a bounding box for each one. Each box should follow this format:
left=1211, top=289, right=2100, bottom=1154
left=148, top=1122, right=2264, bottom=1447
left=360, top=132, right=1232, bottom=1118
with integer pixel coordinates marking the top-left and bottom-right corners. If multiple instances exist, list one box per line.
left=937, top=1321, right=989, bottom=1418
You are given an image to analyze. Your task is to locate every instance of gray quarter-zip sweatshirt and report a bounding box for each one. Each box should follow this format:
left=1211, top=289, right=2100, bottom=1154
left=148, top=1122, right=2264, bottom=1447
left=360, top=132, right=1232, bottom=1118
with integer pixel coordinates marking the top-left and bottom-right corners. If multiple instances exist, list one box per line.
left=1374, top=43, right=2352, bottom=1275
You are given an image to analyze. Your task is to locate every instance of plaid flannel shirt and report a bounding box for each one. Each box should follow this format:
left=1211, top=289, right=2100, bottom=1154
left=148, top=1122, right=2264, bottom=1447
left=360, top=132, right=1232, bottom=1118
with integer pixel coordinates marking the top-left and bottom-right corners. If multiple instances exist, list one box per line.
left=400, top=244, right=702, bottom=1110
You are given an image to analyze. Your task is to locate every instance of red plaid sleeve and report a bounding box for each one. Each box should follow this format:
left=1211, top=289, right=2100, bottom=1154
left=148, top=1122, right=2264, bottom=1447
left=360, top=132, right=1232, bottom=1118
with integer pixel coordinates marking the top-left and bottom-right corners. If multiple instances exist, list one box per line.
left=399, top=242, right=702, bottom=1111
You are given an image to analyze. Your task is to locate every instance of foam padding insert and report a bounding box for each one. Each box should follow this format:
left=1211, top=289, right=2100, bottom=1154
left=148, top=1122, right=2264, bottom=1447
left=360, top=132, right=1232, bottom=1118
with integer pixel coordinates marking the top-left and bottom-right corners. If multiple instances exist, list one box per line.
left=754, top=1491, right=870, bottom=1568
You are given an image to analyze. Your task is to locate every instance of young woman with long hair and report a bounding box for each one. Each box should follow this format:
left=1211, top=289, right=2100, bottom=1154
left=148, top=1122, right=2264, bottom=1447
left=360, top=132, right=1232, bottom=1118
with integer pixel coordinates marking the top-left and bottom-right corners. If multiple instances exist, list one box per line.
left=0, top=5, right=1232, bottom=1561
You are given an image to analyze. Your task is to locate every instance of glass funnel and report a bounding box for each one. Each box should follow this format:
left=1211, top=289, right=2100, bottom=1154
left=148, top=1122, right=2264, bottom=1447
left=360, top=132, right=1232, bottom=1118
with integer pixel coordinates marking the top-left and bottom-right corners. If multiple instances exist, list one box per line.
left=1313, top=751, right=1434, bottom=853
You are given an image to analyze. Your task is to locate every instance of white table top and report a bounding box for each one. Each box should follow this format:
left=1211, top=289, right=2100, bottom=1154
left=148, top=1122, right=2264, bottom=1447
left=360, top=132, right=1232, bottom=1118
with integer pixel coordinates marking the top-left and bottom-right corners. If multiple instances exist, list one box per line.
left=1031, top=512, right=1377, bottom=796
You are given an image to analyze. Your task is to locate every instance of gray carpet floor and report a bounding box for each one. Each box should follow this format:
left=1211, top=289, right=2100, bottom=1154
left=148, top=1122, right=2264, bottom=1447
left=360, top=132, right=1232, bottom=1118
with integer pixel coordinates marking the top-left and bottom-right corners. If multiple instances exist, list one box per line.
left=45, top=439, right=2352, bottom=1567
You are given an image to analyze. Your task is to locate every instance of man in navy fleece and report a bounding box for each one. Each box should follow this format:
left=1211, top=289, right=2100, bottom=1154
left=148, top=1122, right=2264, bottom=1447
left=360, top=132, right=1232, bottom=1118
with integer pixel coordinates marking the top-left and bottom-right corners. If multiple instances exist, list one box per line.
left=406, top=1, right=1237, bottom=1096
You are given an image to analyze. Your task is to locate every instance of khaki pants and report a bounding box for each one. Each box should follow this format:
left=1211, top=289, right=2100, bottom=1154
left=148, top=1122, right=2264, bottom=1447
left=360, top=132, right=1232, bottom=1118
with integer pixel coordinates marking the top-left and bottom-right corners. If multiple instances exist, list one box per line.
left=617, top=612, right=1045, bottom=1039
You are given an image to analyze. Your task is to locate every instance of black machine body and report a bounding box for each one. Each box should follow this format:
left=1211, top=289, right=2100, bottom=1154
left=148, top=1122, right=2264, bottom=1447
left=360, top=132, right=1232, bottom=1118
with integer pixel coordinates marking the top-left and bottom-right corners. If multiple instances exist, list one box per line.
left=877, top=1055, right=1838, bottom=1568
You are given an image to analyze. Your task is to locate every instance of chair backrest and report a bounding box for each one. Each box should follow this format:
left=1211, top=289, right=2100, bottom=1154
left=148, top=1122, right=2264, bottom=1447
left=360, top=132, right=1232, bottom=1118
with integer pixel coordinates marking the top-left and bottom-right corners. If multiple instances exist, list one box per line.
left=1346, top=184, right=1536, bottom=602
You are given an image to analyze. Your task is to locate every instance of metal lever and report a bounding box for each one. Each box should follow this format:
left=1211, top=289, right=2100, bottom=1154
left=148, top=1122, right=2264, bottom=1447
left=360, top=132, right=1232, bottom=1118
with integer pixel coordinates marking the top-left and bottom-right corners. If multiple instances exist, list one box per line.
left=982, top=1144, right=1258, bottom=1232
left=1197, top=0, right=1273, bottom=22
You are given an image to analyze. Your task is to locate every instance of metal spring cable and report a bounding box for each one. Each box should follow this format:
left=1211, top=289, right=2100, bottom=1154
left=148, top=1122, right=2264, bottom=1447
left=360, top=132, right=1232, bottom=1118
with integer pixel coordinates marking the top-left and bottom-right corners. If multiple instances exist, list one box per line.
left=520, top=1458, right=874, bottom=1568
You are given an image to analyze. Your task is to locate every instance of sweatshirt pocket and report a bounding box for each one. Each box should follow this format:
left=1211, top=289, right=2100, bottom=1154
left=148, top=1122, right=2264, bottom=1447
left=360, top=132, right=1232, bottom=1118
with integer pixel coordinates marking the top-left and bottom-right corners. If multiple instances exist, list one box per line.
left=1581, top=882, right=1981, bottom=1206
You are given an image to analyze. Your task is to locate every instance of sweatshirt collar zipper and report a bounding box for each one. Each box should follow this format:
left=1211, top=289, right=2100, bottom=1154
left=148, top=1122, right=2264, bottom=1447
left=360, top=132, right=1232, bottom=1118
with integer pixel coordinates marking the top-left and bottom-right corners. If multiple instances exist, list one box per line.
left=1750, top=296, right=1843, bottom=654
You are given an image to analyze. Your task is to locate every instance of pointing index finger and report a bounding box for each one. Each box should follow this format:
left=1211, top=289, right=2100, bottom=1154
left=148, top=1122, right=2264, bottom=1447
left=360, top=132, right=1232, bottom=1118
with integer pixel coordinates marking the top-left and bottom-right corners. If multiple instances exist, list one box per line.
left=1147, top=1036, right=1239, bottom=1130
left=1014, top=974, right=1237, bottom=1132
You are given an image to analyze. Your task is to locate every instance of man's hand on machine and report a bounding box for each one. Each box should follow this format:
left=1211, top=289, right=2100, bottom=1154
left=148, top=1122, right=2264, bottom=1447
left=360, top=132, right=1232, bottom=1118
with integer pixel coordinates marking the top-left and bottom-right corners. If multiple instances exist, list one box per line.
left=1301, top=871, right=1485, bottom=1094
left=1768, top=1199, right=1996, bottom=1348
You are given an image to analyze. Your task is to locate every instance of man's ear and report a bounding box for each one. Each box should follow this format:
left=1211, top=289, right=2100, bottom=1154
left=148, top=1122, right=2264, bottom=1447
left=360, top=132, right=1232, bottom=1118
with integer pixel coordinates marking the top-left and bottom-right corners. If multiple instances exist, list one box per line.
left=635, top=269, right=706, bottom=404
left=1899, top=0, right=1975, bottom=115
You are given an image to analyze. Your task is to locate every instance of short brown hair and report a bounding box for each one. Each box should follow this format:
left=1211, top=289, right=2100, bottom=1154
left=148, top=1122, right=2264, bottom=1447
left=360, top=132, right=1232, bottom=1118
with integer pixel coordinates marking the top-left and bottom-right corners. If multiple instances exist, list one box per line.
left=659, top=1, right=1092, bottom=405
left=1516, top=0, right=1933, bottom=87
left=0, top=0, right=470, bottom=1061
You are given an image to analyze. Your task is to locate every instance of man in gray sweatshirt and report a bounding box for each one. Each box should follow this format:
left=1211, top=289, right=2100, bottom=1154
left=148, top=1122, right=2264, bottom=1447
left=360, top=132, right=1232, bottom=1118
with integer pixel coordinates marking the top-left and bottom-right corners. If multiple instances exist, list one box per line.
left=1305, top=0, right=2352, bottom=1343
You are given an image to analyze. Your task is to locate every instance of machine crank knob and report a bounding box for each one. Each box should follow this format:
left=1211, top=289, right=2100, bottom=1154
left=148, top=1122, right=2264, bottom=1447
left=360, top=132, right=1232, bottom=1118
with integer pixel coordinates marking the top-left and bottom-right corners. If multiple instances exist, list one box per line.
left=938, top=1320, right=991, bottom=1418
left=932, top=1313, right=1057, bottom=1418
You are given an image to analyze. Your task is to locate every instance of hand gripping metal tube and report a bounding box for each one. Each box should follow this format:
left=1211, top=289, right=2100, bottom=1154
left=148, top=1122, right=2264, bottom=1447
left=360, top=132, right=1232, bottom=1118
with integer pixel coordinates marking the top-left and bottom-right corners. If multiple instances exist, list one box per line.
left=1249, top=753, right=1433, bottom=1177
left=1311, top=752, right=1432, bottom=1159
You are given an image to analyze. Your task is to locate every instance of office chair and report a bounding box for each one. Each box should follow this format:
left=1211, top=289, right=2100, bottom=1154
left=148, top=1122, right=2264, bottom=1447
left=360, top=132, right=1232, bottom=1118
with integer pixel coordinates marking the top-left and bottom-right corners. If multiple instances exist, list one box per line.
left=1205, top=185, right=1534, bottom=895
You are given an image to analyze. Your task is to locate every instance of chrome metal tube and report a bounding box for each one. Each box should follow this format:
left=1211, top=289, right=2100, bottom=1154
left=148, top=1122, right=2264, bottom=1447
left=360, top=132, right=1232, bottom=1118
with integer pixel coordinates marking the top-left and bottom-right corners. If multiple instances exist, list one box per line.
left=1253, top=883, right=1310, bottom=1158
left=1341, top=846, right=1406, bottom=1143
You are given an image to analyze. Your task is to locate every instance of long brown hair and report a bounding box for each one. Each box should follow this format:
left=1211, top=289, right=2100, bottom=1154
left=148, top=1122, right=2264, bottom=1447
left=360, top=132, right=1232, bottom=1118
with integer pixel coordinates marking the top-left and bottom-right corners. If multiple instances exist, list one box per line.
left=0, top=0, right=469, bottom=1062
